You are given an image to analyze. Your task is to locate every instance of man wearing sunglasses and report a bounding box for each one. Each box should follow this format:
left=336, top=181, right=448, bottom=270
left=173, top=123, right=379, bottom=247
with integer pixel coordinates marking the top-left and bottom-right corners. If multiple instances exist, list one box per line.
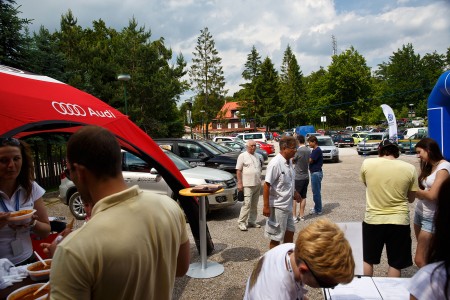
left=244, top=219, right=355, bottom=299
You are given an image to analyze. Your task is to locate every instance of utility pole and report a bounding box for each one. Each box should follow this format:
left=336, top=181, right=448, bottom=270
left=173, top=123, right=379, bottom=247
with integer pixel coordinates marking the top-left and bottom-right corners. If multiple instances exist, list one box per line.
left=332, top=35, right=337, bottom=56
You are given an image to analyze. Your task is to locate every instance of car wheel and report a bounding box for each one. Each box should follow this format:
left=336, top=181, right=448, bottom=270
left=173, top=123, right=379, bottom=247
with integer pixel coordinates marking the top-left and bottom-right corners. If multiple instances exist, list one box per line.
left=69, top=192, right=87, bottom=220
left=333, top=156, right=339, bottom=163
left=357, top=151, right=363, bottom=155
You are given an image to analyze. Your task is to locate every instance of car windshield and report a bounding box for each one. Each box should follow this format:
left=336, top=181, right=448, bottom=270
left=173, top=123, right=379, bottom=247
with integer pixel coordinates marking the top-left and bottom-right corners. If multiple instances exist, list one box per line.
left=341, top=135, right=351, bottom=138
left=197, top=141, right=224, bottom=155
left=205, top=141, right=235, bottom=153
left=366, top=135, right=384, bottom=141
left=318, top=138, right=334, bottom=146
left=164, top=150, right=192, bottom=171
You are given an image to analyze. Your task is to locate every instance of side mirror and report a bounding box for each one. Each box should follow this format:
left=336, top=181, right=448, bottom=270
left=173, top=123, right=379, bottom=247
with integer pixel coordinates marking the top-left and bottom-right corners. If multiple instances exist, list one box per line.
left=150, top=168, right=159, bottom=175
left=198, top=152, right=208, bottom=160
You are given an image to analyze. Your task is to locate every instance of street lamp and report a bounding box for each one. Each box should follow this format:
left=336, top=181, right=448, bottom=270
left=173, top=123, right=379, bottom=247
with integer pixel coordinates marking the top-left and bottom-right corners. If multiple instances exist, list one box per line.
left=117, top=74, right=131, bottom=115
left=321, top=113, right=326, bottom=129
left=408, top=103, right=415, bottom=119
left=186, top=98, right=193, bottom=139
left=200, top=110, right=205, bottom=139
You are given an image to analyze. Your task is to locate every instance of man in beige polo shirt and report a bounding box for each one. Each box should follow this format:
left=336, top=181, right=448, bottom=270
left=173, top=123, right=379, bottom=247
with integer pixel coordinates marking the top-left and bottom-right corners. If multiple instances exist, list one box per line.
left=236, top=140, right=262, bottom=231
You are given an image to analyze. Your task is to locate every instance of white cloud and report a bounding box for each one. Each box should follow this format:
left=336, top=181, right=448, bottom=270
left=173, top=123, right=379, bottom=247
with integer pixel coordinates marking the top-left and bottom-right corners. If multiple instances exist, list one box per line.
left=17, top=0, right=450, bottom=97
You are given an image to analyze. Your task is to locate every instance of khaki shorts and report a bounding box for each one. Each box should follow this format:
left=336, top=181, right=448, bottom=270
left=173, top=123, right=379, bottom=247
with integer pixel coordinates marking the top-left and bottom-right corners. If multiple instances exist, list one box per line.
left=264, top=207, right=295, bottom=242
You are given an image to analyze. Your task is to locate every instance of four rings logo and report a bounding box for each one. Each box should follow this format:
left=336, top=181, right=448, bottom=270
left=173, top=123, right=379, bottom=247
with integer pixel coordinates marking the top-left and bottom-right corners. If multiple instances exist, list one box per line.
left=52, top=102, right=86, bottom=116
left=52, top=101, right=117, bottom=119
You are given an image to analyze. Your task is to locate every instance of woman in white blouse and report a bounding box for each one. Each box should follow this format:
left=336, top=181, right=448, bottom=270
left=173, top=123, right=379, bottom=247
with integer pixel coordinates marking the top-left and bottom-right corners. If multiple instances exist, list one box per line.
left=409, top=176, right=450, bottom=299
left=413, top=138, right=450, bottom=268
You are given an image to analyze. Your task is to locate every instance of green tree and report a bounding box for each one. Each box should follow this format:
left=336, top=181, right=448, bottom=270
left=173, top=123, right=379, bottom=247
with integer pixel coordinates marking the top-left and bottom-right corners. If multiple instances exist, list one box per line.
left=189, top=27, right=227, bottom=138
left=279, top=45, right=305, bottom=129
left=254, top=57, right=280, bottom=130
left=0, top=0, right=31, bottom=68
left=374, top=44, right=424, bottom=115
left=326, top=46, right=372, bottom=126
left=27, top=26, right=67, bottom=82
left=303, top=67, right=330, bottom=125
left=238, top=45, right=262, bottom=124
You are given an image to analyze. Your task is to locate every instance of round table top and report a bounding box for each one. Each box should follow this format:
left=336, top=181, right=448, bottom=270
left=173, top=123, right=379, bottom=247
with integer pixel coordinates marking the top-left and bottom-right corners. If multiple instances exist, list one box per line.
left=179, top=187, right=224, bottom=197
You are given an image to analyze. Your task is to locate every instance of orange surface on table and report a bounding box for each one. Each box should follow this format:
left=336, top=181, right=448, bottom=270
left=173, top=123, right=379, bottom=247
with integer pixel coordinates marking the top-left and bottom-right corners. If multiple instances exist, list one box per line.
left=179, top=187, right=224, bottom=197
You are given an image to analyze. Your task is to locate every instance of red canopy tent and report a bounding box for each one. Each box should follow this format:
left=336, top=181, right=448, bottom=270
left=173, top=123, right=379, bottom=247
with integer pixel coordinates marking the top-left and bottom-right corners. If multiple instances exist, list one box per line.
left=0, top=65, right=213, bottom=254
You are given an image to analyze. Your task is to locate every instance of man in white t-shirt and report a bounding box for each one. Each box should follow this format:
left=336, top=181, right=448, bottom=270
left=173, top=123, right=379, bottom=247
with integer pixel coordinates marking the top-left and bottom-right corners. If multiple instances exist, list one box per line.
left=236, top=140, right=262, bottom=231
left=263, top=136, right=300, bottom=249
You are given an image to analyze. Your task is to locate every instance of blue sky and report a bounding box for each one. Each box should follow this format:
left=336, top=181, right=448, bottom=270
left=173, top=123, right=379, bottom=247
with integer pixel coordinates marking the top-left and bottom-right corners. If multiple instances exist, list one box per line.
left=18, top=0, right=450, bottom=99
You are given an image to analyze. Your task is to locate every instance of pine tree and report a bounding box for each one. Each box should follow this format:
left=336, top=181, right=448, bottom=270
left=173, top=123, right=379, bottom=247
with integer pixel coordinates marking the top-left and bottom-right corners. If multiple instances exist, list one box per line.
left=239, top=45, right=262, bottom=127
left=0, top=0, right=32, bottom=68
left=189, top=27, right=227, bottom=138
left=279, top=45, right=305, bottom=129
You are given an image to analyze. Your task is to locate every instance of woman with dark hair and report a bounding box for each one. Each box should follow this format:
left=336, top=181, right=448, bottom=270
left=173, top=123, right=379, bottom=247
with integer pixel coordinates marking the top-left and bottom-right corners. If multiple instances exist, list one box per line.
left=0, top=138, right=50, bottom=265
left=409, top=176, right=450, bottom=299
left=413, top=138, right=450, bottom=267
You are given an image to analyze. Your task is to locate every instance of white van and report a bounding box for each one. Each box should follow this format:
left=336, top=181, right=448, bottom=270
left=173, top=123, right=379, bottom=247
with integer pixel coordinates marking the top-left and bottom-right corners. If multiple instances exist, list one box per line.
left=235, top=132, right=267, bottom=143
left=403, top=127, right=427, bottom=139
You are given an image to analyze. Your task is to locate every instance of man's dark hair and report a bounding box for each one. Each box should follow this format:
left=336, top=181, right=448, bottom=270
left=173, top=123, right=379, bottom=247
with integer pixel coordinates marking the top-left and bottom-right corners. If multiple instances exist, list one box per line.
left=297, top=135, right=305, bottom=144
left=67, top=126, right=122, bottom=179
left=307, top=136, right=318, bottom=144
left=378, top=144, right=400, bottom=158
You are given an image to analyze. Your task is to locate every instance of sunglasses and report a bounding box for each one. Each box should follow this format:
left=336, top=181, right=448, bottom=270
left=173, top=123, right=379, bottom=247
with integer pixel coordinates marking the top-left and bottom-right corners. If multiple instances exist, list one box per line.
left=0, top=137, right=20, bottom=147
left=302, top=259, right=338, bottom=289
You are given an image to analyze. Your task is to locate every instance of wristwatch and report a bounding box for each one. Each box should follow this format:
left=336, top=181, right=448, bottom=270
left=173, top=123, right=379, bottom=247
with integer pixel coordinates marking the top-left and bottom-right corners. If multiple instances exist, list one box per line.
left=30, top=219, right=37, bottom=230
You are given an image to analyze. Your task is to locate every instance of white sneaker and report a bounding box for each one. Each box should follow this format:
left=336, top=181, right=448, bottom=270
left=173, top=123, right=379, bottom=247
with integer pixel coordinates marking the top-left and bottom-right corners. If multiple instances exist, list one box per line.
left=238, top=224, right=248, bottom=231
left=299, top=216, right=305, bottom=221
left=309, top=208, right=316, bottom=215
left=293, top=217, right=300, bottom=224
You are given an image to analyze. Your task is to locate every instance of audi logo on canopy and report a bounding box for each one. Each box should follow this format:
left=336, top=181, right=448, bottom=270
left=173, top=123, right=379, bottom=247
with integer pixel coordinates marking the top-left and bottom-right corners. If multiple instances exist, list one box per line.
left=52, top=101, right=87, bottom=116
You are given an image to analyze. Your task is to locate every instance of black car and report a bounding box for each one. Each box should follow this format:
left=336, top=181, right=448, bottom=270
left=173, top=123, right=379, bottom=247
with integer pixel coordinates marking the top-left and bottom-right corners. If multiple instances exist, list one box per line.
left=332, top=134, right=354, bottom=147
left=154, top=138, right=240, bottom=173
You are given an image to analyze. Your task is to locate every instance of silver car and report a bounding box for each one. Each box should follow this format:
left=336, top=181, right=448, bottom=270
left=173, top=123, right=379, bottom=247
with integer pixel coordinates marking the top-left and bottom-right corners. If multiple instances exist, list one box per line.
left=59, top=150, right=238, bottom=219
left=316, top=136, right=339, bottom=163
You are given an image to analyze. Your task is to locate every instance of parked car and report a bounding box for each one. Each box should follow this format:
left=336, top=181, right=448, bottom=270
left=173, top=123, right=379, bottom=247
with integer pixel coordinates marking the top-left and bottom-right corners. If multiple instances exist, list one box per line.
left=356, top=132, right=388, bottom=155
left=316, top=136, right=339, bottom=163
left=351, top=132, right=368, bottom=144
left=154, top=138, right=240, bottom=173
left=235, top=132, right=267, bottom=143
left=306, top=132, right=321, bottom=139
left=217, top=140, right=268, bottom=162
left=411, top=117, right=425, bottom=127
left=212, top=136, right=236, bottom=142
left=204, top=140, right=265, bottom=167
left=403, top=127, right=427, bottom=139
left=398, top=131, right=428, bottom=153
left=255, top=141, right=275, bottom=156
left=332, top=134, right=354, bottom=147
left=59, top=150, right=238, bottom=220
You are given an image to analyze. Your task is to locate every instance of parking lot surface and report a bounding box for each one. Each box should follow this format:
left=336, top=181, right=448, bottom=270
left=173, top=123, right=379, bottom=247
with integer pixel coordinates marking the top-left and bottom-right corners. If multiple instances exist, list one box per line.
left=44, top=144, right=421, bottom=300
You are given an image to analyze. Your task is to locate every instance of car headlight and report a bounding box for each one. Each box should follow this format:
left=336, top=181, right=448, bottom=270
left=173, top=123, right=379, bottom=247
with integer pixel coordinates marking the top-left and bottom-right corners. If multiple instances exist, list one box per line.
left=205, top=179, right=227, bottom=186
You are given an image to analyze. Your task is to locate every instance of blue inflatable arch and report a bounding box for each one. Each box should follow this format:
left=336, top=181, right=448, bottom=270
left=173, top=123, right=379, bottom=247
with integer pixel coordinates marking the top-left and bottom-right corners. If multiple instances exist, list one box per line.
left=428, top=71, right=450, bottom=160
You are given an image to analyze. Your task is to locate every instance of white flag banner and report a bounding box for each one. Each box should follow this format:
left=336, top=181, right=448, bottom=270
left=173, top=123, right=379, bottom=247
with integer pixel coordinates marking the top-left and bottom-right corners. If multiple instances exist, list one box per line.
left=380, top=104, right=398, bottom=142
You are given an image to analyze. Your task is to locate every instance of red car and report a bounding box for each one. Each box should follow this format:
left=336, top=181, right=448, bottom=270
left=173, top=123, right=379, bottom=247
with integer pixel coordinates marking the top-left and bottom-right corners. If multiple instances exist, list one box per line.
left=256, top=141, right=275, bottom=156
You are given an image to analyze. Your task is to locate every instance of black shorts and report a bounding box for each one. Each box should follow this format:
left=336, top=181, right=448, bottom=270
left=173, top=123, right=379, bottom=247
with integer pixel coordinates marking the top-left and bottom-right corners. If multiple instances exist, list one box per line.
left=362, top=222, right=412, bottom=270
left=295, top=179, right=309, bottom=199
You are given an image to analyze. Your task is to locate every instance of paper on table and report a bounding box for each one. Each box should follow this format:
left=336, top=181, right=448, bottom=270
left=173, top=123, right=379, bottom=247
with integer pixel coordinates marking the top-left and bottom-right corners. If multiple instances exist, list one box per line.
left=191, top=184, right=222, bottom=193
left=372, top=277, right=411, bottom=300
left=327, top=276, right=381, bottom=300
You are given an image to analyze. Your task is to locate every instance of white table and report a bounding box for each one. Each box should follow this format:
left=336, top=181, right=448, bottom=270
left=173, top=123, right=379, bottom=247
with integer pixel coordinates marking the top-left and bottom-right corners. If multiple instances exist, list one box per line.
left=179, top=188, right=224, bottom=279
